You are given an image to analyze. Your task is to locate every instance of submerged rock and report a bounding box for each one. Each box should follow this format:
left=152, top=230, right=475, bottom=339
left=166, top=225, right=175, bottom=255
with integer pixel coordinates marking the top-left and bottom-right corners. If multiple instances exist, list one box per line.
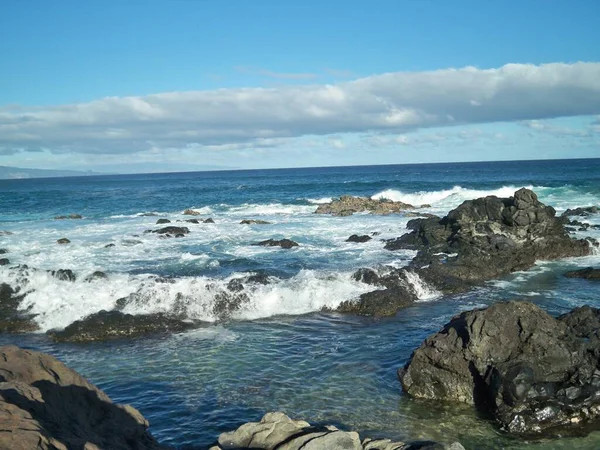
left=315, top=195, right=414, bottom=216
left=84, top=270, right=108, bottom=282
left=48, top=310, right=200, bottom=342
left=254, top=238, right=299, bottom=249
left=210, top=412, right=463, bottom=450
left=152, top=226, right=189, bottom=238
left=156, top=218, right=171, bottom=224
left=54, top=214, right=83, bottom=220
left=56, top=238, right=70, bottom=244
left=204, top=218, right=215, bottom=223
left=240, top=219, right=271, bottom=224
left=564, top=267, right=600, bottom=280
left=399, top=301, right=600, bottom=435
left=0, top=249, right=8, bottom=254
left=0, top=345, right=166, bottom=450
left=0, top=258, right=9, bottom=266
left=346, top=234, right=372, bottom=243
left=49, top=269, right=76, bottom=282
left=0, top=231, right=13, bottom=236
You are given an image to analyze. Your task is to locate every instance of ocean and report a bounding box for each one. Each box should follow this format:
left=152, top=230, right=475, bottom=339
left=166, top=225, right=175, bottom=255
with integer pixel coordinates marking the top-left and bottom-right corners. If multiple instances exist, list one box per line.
left=1, top=158, right=599, bottom=449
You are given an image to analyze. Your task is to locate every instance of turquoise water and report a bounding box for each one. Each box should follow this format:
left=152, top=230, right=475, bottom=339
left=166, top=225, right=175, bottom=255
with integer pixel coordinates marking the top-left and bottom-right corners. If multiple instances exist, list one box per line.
left=1, top=159, right=599, bottom=449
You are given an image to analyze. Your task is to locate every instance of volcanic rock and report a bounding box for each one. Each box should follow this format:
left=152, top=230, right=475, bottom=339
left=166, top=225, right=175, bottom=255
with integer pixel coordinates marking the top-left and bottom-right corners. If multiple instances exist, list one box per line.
left=564, top=267, right=600, bottom=280
left=49, top=269, right=76, bottom=282
left=346, top=234, right=372, bottom=243
left=156, top=218, right=171, bottom=224
left=152, top=226, right=189, bottom=238
left=240, top=219, right=271, bottom=225
left=399, top=301, right=600, bottom=435
left=561, top=206, right=599, bottom=217
left=254, top=238, right=299, bottom=249
left=56, top=238, right=70, bottom=244
left=0, top=283, right=38, bottom=333
left=54, top=214, right=82, bottom=220
left=0, top=258, right=9, bottom=266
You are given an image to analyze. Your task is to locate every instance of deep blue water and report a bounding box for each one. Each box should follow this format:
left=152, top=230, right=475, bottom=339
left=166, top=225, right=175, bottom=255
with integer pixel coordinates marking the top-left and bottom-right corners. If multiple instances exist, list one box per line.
left=1, top=158, right=599, bottom=449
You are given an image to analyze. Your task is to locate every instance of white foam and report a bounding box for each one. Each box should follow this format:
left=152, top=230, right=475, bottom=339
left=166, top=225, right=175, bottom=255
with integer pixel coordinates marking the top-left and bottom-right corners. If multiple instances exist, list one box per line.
left=306, top=197, right=333, bottom=204
left=404, top=270, right=441, bottom=301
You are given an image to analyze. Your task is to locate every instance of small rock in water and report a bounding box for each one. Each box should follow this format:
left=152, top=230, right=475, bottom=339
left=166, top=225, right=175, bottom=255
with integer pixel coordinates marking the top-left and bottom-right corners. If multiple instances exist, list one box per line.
left=183, top=209, right=201, bottom=216
left=0, top=231, right=13, bottom=236
left=183, top=218, right=200, bottom=224
left=240, top=219, right=271, bottom=224
left=152, top=226, right=190, bottom=236
left=0, top=249, right=9, bottom=254
left=346, top=234, right=372, bottom=243
left=54, top=214, right=83, bottom=219
left=156, top=218, right=171, bottom=224
left=564, top=267, right=600, bottom=280
left=104, top=243, right=116, bottom=248
left=84, top=271, right=108, bottom=282
left=50, top=269, right=76, bottom=282
left=57, top=238, right=71, bottom=244
left=0, top=258, right=9, bottom=266
left=253, top=238, right=299, bottom=249
left=204, top=218, right=215, bottom=223
left=561, top=206, right=599, bottom=217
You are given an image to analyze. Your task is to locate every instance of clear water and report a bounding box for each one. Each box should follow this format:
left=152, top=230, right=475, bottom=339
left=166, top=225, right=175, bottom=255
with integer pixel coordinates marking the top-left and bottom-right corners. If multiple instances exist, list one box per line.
left=1, top=159, right=600, bottom=449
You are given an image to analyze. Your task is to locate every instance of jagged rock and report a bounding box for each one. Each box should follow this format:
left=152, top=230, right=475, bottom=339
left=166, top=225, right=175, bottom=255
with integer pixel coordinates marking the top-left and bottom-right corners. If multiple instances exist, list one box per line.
left=227, top=279, right=244, bottom=292
left=183, top=209, right=201, bottom=216
left=561, top=206, right=599, bottom=217
left=48, top=310, right=200, bottom=342
left=399, top=301, right=600, bottom=435
left=244, top=272, right=271, bottom=285
left=240, top=219, right=271, bottom=225
left=105, top=243, right=116, bottom=248
left=54, top=214, right=82, bottom=220
left=49, top=269, right=76, bottom=282
left=204, top=218, right=215, bottom=223
left=346, top=234, right=372, bottom=243
left=156, top=218, right=171, bottom=224
left=385, top=189, right=590, bottom=295
left=0, top=345, right=166, bottom=450
left=0, top=258, right=9, bottom=266
left=254, top=239, right=299, bottom=249
left=352, top=268, right=380, bottom=285
left=564, top=267, right=600, bottom=280
left=210, top=412, right=462, bottom=450
left=0, top=283, right=38, bottom=333
left=315, top=195, right=414, bottom=216
left=84, top=271, right=108, bottom=282
left=56, top=238, right=70, bottom=244
left=152, top=226, right=189, bottom=238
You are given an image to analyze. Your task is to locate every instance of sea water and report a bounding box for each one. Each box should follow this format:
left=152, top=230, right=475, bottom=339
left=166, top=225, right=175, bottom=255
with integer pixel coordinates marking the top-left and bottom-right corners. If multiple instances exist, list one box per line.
left=1, top=159, right=599, bottom=449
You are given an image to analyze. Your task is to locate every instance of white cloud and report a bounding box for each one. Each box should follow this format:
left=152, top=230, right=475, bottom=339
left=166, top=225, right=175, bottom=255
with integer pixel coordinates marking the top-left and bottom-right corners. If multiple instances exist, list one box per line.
left=1, top=62, right=600, bottom=156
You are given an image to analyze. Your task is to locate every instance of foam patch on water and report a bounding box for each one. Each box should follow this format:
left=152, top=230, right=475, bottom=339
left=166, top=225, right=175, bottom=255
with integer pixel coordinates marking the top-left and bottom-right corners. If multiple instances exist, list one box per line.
left=404, top=271, right=441, bottom=301
left=306, top=197, right=333, bottom=204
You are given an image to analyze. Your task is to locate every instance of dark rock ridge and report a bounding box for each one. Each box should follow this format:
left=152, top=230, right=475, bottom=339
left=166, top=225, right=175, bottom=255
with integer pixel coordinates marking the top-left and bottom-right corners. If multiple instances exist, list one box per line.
left=0, top=231, right=13, bottom=236
left=151, top=226, right=189, bottom=238
left=564, top=267, right=600, bottom=280
left=210, top=412, right=464, bottom=450
left=399, top=301, right=600, bottom=435
left=0, top=283, right=38, bottom=333
left=346, top=234, right=372, bottom=243
left=385, top=188, right=590, bottom=295
left=254, top=238, right=299, bottom=249
left=315, top=195, right=415, bottom=216
left=48, top=310, right=200, bottom=342
left=240, top=219, right=271, bottom=224
left=561, top=206, right=599, bottom=217
left=54, top=214, right=82, bottom=220
left=0, top=345, right=166, bottom=450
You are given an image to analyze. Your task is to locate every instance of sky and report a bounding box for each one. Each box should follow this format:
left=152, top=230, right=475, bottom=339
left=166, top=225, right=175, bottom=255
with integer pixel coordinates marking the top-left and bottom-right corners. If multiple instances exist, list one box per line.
left=1, top=0, right=599, bottom=173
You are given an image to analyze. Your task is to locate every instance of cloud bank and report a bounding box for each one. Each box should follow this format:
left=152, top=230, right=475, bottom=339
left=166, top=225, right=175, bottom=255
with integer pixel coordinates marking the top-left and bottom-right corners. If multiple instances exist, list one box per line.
left=1, top=62, right=599, bottom=156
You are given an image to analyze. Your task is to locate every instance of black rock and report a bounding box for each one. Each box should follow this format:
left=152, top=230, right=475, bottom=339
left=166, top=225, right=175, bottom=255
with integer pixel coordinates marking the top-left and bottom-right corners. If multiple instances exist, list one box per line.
left=184, top=219, right=200, bottom=224
left=0, top=231, right=13, bottom=236
left=346, top=234, right=372, bottom=243
left=253, top=238, right=299, bottom=249
left=352, top=268, right=380, bottom=285
left=0, top=283, right=38, bottom=333
left=54, top=214, right=83, bottom=220
left=152, top=226, right=189, bottom=236
left=227, top=278, right=244, bottom=292
left=337, top=286, right=413, bottom=316
left=0, top=249, right=8, bottom=254
left=561, top=206, right=599, bottom=217
left=48, top=310, right=200, bottom=342
left=204, top=218, right=215, bottom=223
left=104, top=243, right=116, bottom=248
left=50, top=269, right=76, bottom=282
left=57, top=238, right=71, bottom=244
left=156, top=218, right=171, bottom=224
left=243, top=272, right=271, bottom=285
left=240, top=219, right=271, bottom=225
left=564, top=267, right=600, bottom=280
left=84, top=271, right=108, bottom=282
left=0, top=258, right=9, bottom=266
left=399, top=301, right=600, bottom=435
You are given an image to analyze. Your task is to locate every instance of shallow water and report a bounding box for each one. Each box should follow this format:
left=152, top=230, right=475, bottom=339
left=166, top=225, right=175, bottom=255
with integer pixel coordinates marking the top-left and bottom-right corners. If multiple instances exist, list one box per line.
left=1, top=159, right=600, bottom=449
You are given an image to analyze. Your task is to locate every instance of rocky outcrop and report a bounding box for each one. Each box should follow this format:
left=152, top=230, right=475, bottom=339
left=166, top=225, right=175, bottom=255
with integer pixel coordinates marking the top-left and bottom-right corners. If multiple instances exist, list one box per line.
left=0, top=283, right=38, bottom=333
left=48, top=310, right=200, bottom=342
left=210, top=412, right=463, bottom=450
left=399, top=301, right=600, bottom=435
left=151, top=226, right=189, bottom=238
left=385, top=189, right=590, bottom=295
left=254, top=239, right=299, bottom=249
left=346, top=234, right=372, bottom=243
left=49, top=269, right=76, bottom=282
left=561, top=206, right=599, bottom=217
left=0, top=345, right=166, bottom=450
left=564, top=267, right=600, bottom=280
left=183, top=209, right=201, bottom=215
left=315, top=196, right=415, bottom=216
left=56, top=238, right=70, bottom=244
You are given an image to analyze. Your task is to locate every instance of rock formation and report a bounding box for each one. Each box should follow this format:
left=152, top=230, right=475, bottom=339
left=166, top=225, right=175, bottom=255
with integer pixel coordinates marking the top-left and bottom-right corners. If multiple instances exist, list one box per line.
left=315, top=195, right=414, bottom=216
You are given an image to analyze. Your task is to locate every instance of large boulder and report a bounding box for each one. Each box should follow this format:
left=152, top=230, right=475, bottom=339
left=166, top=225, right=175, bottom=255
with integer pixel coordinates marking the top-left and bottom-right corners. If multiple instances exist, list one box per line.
left=385, top=189, right=590, bottom=294
left=399, top=301, right=600, bottom=435
left=48, top=310, right=200, bottom=342
left=0, top=345, right=166, bottom=450
left=210, top=412, right=463, bottom=450
left=315, top=195, right=415, bottom=216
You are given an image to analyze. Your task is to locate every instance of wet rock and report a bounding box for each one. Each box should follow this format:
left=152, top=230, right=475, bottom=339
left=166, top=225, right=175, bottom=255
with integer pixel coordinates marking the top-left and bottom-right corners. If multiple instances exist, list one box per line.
left=183, top=209, right=201, bottom=216
left=558, top=305, right=600, bottom=338
left=337, top=285, right=413, bottom=317
left=564, top=267, right=600, bottom=280
left=315, top=195, right=415, bottom=216
left=49, top=269, right=76, bottom=282
left=0, top=258, right=9, bottom=266
left=0, top=283, right=38, bottom=333
left=84, top=271, right=108, bottom=282
left=254, top=238, right=299, bottom=249
left=346, top=234, right=372, bottom=243
left=48, top=310, right=200, bottom=342
left=561, top=206, right=599, bottom=217
left=240, top=219, right=271, bottom=224
left=0, top=231, right=13, bottom=236
left=227, top=278, right=244, bottom=292
left=0, top=249, right=8, bottom=254
left=104, top=243, right=116, bottom=248
left=0, top=345, right=166, bottom=450
left=54, top=214, right=82, bottom=220
left=244, top=272, right=271, bottom=285
left=352, top=268, right=380, bottom=285
left=152, top=226, right=189, bottom=238
left=156, top=218, right=171, bottom=224
left=182, top=218, right=200, bottom=224
left=140, top=212, right=158, bottom=217
left=56, top=238, right=70, bottom=245
left=399, top=301, right=600, bottom=435
left=204, top=218, right=215, bottom=223
left=210, top=412, right=462, bottom=450
left=122, top=239, right=143, bottom=246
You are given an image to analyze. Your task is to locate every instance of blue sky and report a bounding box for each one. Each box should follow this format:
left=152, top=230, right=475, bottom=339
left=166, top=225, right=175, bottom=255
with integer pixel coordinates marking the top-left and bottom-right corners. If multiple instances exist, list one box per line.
left=1, top=0, right=599, bottom=172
